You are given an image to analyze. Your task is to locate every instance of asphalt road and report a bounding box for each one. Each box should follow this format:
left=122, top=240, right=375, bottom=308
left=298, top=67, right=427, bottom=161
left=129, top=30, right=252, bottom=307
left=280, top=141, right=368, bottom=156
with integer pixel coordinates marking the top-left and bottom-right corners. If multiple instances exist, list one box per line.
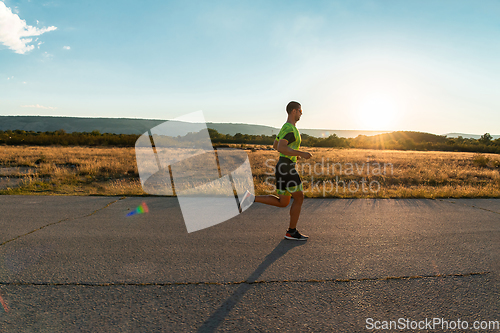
left=0, top=196, right=499, bottom=332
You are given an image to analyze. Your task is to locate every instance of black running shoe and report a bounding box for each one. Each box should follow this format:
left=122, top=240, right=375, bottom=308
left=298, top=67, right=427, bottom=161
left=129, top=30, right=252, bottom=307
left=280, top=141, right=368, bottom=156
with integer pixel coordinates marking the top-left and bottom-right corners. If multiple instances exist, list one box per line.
left=284, top=229, right=308, bottom=241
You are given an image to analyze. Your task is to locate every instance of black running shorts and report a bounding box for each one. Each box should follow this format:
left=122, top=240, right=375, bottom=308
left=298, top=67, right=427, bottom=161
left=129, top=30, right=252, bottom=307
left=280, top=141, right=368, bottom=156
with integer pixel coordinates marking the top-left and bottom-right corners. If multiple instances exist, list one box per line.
left=275, top=156, right=303, bottom=196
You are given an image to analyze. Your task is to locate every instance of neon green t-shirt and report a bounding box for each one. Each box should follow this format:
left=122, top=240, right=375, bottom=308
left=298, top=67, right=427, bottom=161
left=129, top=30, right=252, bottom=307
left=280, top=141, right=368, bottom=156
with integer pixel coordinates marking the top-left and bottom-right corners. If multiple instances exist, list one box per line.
left=275, top=122, right=301, bottom=163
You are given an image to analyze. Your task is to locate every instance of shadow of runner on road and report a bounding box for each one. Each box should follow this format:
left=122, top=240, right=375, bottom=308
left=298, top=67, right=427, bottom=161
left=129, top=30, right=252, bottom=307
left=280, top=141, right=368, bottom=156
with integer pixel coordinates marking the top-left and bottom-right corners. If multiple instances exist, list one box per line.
left=197, top=239, right=307, bottom=333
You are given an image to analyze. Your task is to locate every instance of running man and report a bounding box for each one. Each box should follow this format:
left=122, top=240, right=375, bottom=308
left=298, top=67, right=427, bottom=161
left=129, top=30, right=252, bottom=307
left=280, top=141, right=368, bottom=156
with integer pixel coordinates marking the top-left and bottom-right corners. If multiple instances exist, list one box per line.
left=241, top=101, right=312, bottom=240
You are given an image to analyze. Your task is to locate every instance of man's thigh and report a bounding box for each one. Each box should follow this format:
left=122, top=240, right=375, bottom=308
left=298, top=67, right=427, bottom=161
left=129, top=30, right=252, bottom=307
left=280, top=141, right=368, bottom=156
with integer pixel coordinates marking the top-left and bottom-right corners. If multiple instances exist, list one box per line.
left=278, top=194, right=291, bottom=206
left=291, top=190, right=304, bottom=201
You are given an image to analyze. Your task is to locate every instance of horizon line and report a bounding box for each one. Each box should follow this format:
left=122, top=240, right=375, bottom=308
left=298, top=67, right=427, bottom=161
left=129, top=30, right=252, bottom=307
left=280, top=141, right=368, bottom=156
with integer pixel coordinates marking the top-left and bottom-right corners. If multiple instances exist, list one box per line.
left=0, top=115, right=497, bottom=137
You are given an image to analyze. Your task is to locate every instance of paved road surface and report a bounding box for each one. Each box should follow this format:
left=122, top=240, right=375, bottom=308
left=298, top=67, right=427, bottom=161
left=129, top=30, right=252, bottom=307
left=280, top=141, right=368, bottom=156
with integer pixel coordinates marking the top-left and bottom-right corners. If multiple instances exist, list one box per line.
left=0, top=196, right=499, bottom=332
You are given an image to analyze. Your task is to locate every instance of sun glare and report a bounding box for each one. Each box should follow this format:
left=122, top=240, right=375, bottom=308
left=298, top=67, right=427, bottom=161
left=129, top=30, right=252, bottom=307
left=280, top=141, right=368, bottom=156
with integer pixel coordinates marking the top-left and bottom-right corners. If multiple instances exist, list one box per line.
left=357, top=93, right=398, bottom=130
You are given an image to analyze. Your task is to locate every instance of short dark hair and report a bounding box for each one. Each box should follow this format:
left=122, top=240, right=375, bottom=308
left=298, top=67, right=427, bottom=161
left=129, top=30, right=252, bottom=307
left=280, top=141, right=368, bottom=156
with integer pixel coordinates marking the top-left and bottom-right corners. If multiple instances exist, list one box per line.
left=286, top=101, right=301, bottom=114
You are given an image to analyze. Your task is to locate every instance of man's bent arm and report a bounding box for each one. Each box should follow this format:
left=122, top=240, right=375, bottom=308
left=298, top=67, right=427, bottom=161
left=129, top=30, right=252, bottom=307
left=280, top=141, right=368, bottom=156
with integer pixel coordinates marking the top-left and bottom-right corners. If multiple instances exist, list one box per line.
left=277, top=139, right=305, bottom=157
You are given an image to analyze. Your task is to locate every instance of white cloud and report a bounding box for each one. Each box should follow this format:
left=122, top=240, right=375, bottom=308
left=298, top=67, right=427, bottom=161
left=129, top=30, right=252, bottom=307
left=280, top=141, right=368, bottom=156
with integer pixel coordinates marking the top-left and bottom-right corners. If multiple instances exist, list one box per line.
left=63, top=45, right=70, bottom=50
left=21, top=104, right=56, bottom=110
left=41, top=51, right=53, bottom=59
left=0, top=1, right=57, bottom=54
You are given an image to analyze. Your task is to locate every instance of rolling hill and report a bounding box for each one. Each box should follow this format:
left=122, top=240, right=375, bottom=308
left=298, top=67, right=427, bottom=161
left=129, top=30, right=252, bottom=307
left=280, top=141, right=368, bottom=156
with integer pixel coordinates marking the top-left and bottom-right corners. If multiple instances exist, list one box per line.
left=0, top=116, right=390, bottom=138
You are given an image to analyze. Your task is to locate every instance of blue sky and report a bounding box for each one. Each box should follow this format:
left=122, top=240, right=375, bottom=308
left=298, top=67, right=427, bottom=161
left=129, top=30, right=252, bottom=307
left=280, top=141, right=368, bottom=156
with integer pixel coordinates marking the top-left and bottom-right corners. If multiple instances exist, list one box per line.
left=1, top=0, right=499, bottom=135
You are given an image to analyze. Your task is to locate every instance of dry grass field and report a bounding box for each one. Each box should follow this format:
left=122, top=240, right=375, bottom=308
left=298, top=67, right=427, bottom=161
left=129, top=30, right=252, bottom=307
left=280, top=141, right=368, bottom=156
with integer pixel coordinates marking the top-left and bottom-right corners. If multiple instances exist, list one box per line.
left=0, top=146, right=141, bottom=196
left=252, top=147, right=500, bottom=198
left=0, top=145, right=499, bottom=198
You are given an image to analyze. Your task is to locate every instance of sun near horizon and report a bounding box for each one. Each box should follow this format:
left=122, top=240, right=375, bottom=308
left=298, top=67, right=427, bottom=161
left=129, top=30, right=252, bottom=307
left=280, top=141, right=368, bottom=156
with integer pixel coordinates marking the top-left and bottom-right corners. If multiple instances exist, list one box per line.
left=356, top=92, right=399, bottom=131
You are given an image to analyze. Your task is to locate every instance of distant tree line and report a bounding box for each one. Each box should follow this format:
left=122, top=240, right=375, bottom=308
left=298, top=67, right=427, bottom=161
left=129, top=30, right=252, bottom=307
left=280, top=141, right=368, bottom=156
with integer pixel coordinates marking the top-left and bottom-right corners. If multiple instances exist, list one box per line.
left=209, top=130, right=500, bottom=154
left=347, top=131, right=500, bottom=154
left=1, top=129, right=499, bottom=154
left=0, top=129, right=137, bottom=147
